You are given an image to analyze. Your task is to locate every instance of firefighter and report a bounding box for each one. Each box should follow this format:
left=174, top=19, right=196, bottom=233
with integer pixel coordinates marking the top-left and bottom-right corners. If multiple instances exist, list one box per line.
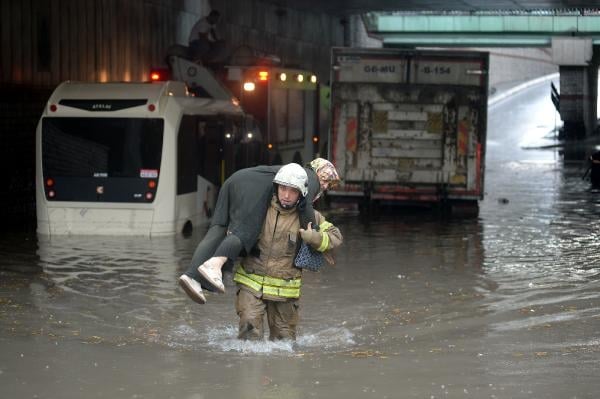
left=233, top=163, right=343, bottom=340
left=178, top=159, right=340, bottom=304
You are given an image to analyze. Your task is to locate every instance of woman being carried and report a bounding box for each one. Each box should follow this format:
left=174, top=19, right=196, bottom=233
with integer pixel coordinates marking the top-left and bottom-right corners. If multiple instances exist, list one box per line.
left=178, top=158, right=340, bottom=304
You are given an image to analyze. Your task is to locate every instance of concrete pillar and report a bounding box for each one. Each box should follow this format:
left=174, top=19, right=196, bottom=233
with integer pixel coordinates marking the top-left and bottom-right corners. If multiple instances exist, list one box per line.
left=553, top=38, right=598, bottom=139
left=587, top=45, right=600, bottom=136
left=558, top=66, right=591, bottom=139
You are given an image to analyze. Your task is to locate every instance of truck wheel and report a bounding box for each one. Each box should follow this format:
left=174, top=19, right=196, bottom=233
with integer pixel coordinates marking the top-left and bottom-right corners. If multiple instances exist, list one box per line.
left=449, top=200, right=479, bottom=218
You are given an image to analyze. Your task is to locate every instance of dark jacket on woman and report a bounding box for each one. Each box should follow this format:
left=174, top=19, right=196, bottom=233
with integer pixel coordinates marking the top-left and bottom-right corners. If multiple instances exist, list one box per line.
left=209, top=165, right=320, bottom=253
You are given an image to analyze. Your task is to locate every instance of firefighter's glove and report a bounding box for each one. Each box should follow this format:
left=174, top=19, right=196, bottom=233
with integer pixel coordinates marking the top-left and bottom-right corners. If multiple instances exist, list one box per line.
left=299, top=222, right=322, bottom=247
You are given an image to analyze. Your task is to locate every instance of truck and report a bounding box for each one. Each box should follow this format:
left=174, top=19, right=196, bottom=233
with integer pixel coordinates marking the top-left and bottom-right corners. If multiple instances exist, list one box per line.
left=163, top=54, right=322, bottom=167
left=217, top=63, right=321, bottom=166
left=327, top=48, right=489, bottom=214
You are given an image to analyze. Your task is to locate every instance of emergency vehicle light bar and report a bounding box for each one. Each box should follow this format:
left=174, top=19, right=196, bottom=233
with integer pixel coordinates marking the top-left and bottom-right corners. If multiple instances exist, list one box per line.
left=150, top=68, right=170, bottom=82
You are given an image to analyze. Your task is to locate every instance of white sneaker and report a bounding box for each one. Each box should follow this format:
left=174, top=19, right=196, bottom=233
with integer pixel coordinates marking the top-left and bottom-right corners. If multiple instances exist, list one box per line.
left=178, top=275, right=206, bottom=304
left=198, top=263, right=225, bottom=293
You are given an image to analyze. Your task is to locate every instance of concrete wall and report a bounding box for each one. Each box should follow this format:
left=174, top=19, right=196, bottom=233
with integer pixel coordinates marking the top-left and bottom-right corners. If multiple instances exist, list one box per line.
left=485, top=47, right=558, bottom=89
left=0, top=0, right=343, bottom=86
left=172, top=1, right=344, bottom=82
left=348, top=15, right=383, bottom=48
left=0, top=0, right=186, bottom=85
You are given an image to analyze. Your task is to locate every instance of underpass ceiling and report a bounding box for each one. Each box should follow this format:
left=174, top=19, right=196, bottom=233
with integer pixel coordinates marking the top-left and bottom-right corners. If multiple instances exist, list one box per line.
left=266, top=1, right=600, bottom=14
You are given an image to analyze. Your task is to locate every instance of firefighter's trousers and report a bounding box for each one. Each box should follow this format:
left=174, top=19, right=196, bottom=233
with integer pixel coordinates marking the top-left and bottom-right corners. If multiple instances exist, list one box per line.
left=235, top=289, right=299, bottom=341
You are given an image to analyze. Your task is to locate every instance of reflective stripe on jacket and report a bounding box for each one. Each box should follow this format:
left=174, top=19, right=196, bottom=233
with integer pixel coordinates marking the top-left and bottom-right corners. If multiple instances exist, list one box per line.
left=316, top=221, right=333, bottom=252
left=234, top=265, right=301, bottom=300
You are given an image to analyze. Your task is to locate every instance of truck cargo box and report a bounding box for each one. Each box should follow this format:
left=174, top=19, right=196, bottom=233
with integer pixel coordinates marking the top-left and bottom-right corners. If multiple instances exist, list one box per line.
left=328, top=48, right=488, bottom=210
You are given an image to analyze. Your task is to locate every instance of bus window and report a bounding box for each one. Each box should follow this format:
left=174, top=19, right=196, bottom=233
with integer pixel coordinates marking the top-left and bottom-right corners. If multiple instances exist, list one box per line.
left=270, top=88, right=305, bottom=145
left=220, top=118, right=237, bottom=179
left=42, top=117, right=163, bottom=202
left=287, top=90, right=304, bottom=143
left=195, top=118, right=222, bottom=187
left=234, top=116, right=262, bottom=168
left=177, top=115, right=199, bottom=195
left=270, top=88, right=287, bottom=143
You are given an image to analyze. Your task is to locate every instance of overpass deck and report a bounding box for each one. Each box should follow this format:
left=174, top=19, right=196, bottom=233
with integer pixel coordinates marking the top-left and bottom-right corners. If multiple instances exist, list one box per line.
left=373, top=14, right=600, bottom=46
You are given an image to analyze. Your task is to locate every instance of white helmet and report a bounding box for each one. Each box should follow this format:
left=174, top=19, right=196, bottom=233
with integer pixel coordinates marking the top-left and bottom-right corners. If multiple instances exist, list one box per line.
left=273, top=163, right=308, bottom=197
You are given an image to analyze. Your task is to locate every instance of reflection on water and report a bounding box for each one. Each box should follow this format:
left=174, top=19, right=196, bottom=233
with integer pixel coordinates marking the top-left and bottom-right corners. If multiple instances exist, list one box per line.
left=2, top=233, right=198, bottom=348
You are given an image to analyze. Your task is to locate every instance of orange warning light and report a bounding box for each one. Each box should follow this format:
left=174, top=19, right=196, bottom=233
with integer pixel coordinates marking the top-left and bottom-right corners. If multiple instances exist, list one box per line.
left=258, top=71, right=269, bottom=81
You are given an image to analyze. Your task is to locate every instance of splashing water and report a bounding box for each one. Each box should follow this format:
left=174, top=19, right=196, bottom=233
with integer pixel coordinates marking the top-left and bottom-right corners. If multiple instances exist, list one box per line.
left=164, top=323, right=356, bottom=355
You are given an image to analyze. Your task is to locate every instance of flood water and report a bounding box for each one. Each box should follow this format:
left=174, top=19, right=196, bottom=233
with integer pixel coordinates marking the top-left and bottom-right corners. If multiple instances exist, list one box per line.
left=2, top=79, right=600, bottom=398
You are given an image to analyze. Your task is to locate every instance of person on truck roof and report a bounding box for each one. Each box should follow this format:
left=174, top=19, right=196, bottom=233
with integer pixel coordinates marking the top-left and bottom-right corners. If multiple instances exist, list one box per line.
left=178, top=158, right=341, bottom=304
left=188, top=10, right=226, bottom=64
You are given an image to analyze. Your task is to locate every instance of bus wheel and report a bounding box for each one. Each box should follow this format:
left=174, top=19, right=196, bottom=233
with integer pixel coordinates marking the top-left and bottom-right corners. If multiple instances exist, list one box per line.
left=182, top=221, right=193, bottom=237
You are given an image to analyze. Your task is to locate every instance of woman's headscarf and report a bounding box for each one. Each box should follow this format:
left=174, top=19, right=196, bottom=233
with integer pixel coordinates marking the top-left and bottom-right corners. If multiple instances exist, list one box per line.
left=309, top=158, right=341, bottom=202
left=309, top=158, right=340, bottom=186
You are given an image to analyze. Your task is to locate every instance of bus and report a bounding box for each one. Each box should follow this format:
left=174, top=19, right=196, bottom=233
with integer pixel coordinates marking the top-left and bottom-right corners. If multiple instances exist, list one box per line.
left=219, top=65, right=321, bottom=165
left=36, top=80, right=252, bottom=236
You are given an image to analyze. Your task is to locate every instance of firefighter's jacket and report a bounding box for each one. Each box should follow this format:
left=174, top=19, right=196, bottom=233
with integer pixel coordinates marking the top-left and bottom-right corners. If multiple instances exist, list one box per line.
left=234, top=195, right=343, bottom=301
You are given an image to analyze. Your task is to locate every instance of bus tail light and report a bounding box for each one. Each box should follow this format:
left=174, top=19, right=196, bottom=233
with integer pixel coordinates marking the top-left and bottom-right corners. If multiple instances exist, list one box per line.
left=145, top=192, right=154, bottom=201
left=148, top=180, right=157, bottom=189
left=45, top=177, right=56, bottom=199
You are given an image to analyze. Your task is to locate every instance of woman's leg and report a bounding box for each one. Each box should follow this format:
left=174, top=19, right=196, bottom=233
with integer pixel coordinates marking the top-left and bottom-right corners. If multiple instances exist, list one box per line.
left=184, top=225, right=227, bottom=281
left=179, top=225, right=227, bottom=303
left=197, top=233, right=243, bottom=293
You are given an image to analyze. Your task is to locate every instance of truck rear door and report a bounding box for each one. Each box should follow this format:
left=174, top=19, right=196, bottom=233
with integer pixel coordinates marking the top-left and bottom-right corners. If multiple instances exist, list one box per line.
left=330, top=48, right=488, bottom=202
